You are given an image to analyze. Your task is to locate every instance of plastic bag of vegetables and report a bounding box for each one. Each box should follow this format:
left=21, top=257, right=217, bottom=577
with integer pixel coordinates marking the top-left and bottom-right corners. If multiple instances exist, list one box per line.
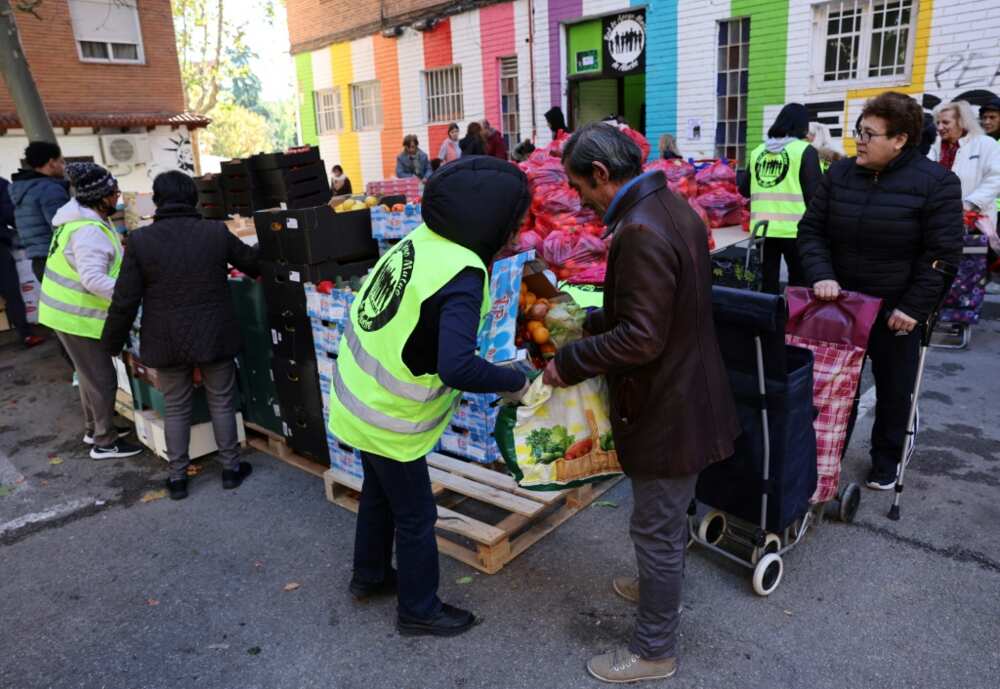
left=495, top=376, right=622, bottom=490
left=543, top=301, right=585, bottom=347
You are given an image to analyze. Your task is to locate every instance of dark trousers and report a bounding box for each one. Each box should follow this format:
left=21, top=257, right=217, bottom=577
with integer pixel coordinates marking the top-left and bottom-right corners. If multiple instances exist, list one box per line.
left=353, top=452, right=441, bottom=620
left=56, top=331, right=117, bottom=446
left=157, top=359, right=242, bottom=481
left=866, top=318, right=921, bottom=472
left=629, top=473, right=698, bottom=661
left=1, top=242, right=30, bottom=339
left=32, top=256, right=75, bottom=371
left=762, top=237, right=805, bottom=294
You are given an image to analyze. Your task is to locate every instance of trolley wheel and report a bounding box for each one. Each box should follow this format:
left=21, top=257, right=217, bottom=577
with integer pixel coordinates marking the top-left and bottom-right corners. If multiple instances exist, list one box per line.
left=751, top=553, right=783, bottom=597
left=838, top=482, right=861, bottom=523
left=698, top=510, right=727, bottom=545
left=751, top=533, right=782, bottom=565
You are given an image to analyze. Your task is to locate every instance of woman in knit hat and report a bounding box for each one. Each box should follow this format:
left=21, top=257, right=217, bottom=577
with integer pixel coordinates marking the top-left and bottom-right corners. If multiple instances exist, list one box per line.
left=38, top=163, right=142, bottom=460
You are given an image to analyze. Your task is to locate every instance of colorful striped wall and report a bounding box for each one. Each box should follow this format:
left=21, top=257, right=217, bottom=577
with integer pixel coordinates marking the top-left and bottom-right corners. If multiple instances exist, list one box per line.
left=291, top=0, right=998, bottom=185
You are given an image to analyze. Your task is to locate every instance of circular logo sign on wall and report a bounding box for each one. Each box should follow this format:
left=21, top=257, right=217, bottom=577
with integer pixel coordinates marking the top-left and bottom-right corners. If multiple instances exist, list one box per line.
left=356, top=240, right=415, bottom=332
left=604, top=13, right=646, bottom=74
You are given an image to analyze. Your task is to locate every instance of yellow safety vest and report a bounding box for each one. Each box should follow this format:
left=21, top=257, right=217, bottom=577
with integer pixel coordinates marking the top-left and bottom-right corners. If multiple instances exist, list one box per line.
left=749, top=139, right=809, bottom=239
left=38, top=218, right=122, bottom=339
left=327, top=224, right=490, bottom=461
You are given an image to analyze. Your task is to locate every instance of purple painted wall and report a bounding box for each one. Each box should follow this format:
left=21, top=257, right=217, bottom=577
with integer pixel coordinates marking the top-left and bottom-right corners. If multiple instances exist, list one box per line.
left=547, top=0, right=583, bottom=107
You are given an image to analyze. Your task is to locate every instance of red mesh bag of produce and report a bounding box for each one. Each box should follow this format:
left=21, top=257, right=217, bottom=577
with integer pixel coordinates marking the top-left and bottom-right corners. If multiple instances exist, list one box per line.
left=563, top=261, right=607, bottom=284
left=687, top=198, right=717, bottom=251
left=694, top=159, right=737, bottom=186
left=644, top=158, right=695, bottom=184
left=693, top=186, right=746, bottom=228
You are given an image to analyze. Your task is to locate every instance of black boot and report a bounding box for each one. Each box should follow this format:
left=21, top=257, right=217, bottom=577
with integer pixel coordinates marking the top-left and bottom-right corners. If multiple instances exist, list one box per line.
left=167, top=477, right=188, bottom=501
left=397, top=603, right=476, bottom=637
left=349, top=569, right=398, bottom=601
left=222, top=462, right=253, bottom=490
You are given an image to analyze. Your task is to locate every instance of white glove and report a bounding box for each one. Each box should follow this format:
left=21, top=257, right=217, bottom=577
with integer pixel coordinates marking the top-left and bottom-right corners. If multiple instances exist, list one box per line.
left=499, top=378, right=531, bottom=405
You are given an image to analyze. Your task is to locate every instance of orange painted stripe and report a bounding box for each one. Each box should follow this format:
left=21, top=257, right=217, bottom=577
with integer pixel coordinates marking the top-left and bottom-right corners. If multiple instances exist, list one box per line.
left=423, top=19, right=454, bottom=160
left=374, top=34, right=401, bottom=179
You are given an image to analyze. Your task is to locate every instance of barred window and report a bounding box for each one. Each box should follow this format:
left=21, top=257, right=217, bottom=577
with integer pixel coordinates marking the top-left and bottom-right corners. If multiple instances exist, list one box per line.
left=423, top=66, right=464, bottom=123
left=499, top=57, right=520, bottom=150
left=350, top=81, right=383, bottom=131
left=315, top=88, right=343, bottom=134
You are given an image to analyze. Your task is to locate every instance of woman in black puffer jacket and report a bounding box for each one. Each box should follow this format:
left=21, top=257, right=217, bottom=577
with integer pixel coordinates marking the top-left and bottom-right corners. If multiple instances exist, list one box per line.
left=797, top=91, right=963, bottom=491
left=102, top=172, right=260, bottom=500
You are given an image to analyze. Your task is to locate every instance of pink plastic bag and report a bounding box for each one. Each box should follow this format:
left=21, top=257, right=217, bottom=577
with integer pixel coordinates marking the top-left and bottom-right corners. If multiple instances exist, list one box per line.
left=693, top=188, right=746, bottom=228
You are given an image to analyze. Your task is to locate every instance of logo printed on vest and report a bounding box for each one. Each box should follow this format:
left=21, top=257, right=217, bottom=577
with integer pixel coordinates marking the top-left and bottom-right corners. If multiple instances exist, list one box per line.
left=754, top=149, right=790, bottom=188
left=357, top=240, right=415, bottom=332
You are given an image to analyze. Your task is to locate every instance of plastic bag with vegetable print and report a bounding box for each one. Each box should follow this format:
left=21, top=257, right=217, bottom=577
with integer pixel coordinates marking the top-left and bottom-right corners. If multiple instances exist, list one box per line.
left=495, top=376, right=623, bottom=490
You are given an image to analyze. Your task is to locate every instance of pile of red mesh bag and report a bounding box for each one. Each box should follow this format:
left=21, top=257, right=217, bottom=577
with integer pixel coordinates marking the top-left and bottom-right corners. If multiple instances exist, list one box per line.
left=516, top=127, right=736, bottom=282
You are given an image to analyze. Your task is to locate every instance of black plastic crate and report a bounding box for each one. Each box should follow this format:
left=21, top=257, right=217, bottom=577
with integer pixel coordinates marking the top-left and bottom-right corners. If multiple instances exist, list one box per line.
left=287, top=189, right=333, bottom=210
left=271, top=357, right=324, bottom=422
left=267, top=311, right=316, bottom=361
left=251, top=146, right=322, bottom=171
left=259, top=257, right=376, bottom=319
left=254, top=205, right=375, bottom=264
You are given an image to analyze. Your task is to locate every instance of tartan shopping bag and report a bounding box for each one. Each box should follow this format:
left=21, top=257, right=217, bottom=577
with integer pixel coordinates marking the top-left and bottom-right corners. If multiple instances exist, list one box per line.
left=784, top=287, right=882, bottom=504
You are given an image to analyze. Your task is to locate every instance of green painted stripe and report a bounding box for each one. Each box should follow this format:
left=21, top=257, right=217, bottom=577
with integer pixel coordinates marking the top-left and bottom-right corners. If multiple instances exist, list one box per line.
left=295, top=52, right=317, bottom=146
left=732, top=0, right=789, bottom=156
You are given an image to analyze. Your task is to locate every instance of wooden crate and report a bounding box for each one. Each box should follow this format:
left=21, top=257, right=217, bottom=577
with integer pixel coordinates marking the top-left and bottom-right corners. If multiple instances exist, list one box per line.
left=324, top=451, right=622, bottom=575
left=114, top=387, right=134, bottom=422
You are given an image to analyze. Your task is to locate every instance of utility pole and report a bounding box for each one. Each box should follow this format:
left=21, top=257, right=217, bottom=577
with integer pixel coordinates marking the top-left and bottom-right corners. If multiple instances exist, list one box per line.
left=0, top=0, right=55, bottom=143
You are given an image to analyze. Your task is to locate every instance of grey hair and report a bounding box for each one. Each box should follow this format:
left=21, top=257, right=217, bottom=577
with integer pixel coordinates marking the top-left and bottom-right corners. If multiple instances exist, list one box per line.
left=933, top=100, right=984, bottom=138
left=562, top=123, right=644, bottom=182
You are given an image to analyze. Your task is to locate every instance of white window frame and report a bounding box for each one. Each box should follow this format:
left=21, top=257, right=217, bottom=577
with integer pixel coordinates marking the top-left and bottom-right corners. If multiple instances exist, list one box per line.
left=315, top=88, right=344, bottom=134
left=811, top=0, right=917, bottom=89
left=499, top=56, right=520, bottom=150
left=350, top=81, right=383, bottom=132
left=422, top=66, right=464, bottom=124
left=68, top=0, right=145, bottom=65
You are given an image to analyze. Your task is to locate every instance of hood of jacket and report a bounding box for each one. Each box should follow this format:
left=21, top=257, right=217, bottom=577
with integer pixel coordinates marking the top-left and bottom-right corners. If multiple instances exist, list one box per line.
left=421, top=156, right=531, bottom=265
left=765, top=136, right=800, bottom=153
left=9, top=169, right=68, bottom=205
left=51, top=198, right=107, bottom=228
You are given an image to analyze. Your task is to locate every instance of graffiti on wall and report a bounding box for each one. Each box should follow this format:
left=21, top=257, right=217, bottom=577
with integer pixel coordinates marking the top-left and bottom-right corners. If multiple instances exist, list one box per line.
left=933, top=50, right=1000, bottom=91
left=147, top=131, right=196, bottom=181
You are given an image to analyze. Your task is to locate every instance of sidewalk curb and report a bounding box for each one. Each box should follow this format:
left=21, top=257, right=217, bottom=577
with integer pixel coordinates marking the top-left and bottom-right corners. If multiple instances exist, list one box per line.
left=0, top=497, right=105, bottom=545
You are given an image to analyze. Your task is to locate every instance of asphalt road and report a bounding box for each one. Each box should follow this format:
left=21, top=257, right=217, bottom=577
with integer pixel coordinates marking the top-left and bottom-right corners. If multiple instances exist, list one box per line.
left=1, top=308, right=998, bottom=689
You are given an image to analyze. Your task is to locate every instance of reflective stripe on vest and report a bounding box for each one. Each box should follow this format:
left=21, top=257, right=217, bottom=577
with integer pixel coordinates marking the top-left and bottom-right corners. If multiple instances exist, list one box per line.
left=327, top=224, right=490, bottom=462
left=37, top=219, right=122, bottom=339
left=749, top=139, right=809, bottom=239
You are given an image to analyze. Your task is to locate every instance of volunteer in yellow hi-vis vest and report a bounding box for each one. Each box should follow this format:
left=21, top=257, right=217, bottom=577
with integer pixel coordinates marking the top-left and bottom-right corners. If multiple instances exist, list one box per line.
left=39, top=163, right=142, bottom=461
left=329, top=157, right=531, bottom=637
left=746, top=103, right=823, bottom=294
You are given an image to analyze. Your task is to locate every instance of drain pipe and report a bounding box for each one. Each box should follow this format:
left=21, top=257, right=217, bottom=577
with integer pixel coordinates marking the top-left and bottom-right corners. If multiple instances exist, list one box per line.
left=527, top=0, right=537, bottom=142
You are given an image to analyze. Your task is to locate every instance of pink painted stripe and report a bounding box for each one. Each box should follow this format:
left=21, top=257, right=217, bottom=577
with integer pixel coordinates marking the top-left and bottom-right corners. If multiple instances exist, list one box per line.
left=479, top=3, right=516, bottom=127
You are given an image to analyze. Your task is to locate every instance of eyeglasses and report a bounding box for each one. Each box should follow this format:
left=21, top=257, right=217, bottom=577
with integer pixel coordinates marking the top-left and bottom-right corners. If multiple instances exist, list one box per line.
left=853, top=128, right=890, bottom=143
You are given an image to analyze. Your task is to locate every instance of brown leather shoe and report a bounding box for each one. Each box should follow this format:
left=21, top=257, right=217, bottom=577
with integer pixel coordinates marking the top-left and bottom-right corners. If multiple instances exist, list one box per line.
left=587, top=647, right=677, bottom=683
left=612, top=576, right=639, bottom=603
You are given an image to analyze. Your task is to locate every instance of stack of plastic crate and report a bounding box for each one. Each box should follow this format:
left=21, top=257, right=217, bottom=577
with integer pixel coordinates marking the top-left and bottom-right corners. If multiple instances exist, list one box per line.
left=305, top=283, right=363, bottom=478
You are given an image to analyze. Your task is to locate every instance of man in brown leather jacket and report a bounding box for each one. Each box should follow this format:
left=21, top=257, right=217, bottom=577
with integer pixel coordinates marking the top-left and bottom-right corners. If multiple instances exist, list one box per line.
left=543, top=123, right=740, bottom=684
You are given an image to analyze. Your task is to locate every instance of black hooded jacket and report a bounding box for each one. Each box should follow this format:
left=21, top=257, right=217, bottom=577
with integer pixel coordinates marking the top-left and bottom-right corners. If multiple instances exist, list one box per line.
left=401, top=156, right=530, bottom=393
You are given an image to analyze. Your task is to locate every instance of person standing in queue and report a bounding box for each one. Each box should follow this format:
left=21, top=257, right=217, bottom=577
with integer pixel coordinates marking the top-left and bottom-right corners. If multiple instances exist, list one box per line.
left=543, top=124, right=741, bottom=684
left=38, top=163, right=142, bottom=460
left=328, top=156, right=532, bottom=637
left=798, top=91, right=963, bottom=490
left=741, top=103, right=823, bottom=294
left=102, top=172, right=261, bottom=500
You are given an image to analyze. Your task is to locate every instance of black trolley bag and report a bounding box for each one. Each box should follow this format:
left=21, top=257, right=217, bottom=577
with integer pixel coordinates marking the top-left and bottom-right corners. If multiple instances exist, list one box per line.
left=696, top=287, right=818, bottom=547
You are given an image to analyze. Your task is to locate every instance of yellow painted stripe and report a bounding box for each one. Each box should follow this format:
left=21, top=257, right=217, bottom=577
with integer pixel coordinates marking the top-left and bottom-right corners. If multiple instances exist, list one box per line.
left=330, top=43, right=362, bottom=188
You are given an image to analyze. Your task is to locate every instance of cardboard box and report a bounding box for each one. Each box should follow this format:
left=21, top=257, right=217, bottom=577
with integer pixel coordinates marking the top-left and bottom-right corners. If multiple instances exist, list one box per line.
left=113, top=355, right=131, bottom=392
left=134, top=410, right=245, bottom=462
left=327, top=432, right=362, bottom=478
left=437, top=425, right=503, bottom=465
left=269, top=311, right=316, bottom=361
left=260, top=258, right=375, bottom=320
left=122, top=192, right=156, bottom=231
left=478, top=251, right=566, bottom=373
left=370, top=204, right=422, bottom=240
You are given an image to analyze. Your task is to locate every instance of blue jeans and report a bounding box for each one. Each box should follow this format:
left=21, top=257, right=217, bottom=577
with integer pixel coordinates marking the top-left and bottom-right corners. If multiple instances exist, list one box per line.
left=353, top=452, right=441, bottom=620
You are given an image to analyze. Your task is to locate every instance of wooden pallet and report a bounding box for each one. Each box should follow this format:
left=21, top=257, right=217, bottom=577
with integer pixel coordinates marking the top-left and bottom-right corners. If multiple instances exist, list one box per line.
left=114, top=388, right=135, bottom=422
left=324, top=451, right=622, bottom=575
left=244, top=421, right=328, bottom=478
